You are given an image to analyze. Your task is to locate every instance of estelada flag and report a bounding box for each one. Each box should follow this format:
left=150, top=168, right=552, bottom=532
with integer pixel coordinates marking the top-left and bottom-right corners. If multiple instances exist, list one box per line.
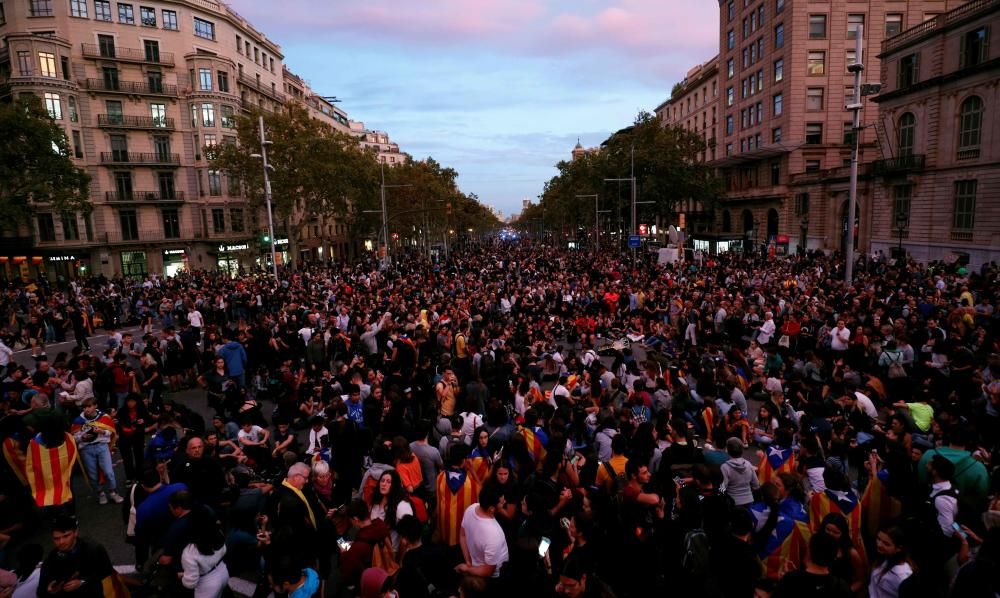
left=758, top=445, right=796, bottom=485
left=809, top=488, right=867, bottom=561
left=25, top=432, right=78, bottom=507
left=860, top=468, right=902, bottom=540
left=70, top=412, right=118, bottom=448
left=468, top=455, right=491, bottom=486
left=751, top=497, right=812, bottom=579
left=516, top=425, right=546, bottom=463
left=2, top=436, right=28, bottom=486
left=435, top=468, right=478, bottom=546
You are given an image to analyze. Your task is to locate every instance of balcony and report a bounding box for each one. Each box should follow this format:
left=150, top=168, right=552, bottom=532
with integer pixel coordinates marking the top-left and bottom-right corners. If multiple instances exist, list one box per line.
left=100, top=229, right=187, bottom=244
left=951, top=229, right=973, bottom=241
left=956, top=148, right=980, bottom=161
left=84, top=78, right=178, bottom=96
left=236, top=73, right=286, bottom=103
left=873, top=154, right=926, bottom=175
left=97, top=114, right=175, bottom=130
left=105, top=190, right=185, bottom=203
left=81, top=44, right=175, bottom=66
left=99, top=152, right=181, bottom=166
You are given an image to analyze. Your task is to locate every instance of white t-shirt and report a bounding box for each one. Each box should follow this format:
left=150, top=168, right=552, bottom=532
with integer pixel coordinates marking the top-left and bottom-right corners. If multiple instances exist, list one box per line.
left=238, top=425, right=266, bottom=445
left=831, top=326, right=851, bottom=351
left=188, top=310, right=204, bottom=328
left=461, top=504, right=509, bottom=577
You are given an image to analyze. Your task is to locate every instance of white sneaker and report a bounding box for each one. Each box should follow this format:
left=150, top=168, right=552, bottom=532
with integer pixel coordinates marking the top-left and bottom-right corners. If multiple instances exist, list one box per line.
left=107, top=491, right=124, bottom=504
left=98, top=492, right=108, bottom=505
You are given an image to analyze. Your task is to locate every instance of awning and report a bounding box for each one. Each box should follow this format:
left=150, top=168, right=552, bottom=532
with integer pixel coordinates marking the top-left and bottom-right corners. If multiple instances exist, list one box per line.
left=708, top=141, right=803, bottom=167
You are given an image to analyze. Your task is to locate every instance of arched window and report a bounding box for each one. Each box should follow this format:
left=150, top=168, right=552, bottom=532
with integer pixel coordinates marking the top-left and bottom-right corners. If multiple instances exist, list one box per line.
left=897, top=112, right=915, bottom=157
left=767, top=208, right=779, bottom=239
left=958, top=96, right=983, bottom=155
left=722, top=210, right=732, bottom=232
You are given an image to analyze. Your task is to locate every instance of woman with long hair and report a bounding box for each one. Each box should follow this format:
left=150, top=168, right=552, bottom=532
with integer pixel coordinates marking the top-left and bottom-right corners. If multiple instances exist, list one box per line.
left=819, top=512, right=867, bottom=594
left=369, top=469, right=413, bottom=550
left=392, top=435, right=423, bottom=495
left=868, top=525, right=913, bottom=598
left=180, top=509, right=230, bottom=598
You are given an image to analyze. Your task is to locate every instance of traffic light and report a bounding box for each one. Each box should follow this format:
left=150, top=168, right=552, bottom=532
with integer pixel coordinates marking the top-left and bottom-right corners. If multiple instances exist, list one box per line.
left=262, top=234, right=270, bottom=243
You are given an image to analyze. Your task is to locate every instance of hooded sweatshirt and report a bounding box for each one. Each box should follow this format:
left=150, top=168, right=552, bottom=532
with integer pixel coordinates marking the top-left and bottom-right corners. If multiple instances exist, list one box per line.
left=720, top=457, right=760, bottom=506
left=339, top=519, right=390, bottom=587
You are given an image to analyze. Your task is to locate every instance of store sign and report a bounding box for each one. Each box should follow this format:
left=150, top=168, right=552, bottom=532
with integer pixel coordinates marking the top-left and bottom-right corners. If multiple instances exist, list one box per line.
left=274, top=238, right=289, bottom=246
left=164, top=249, right=186, bottom=255
left=48, top=255, right=76, bottom=262
left=638, top=224, right=648, bottom=235
left=775, top=234, right=790, bottom=244
left=219, top=244, right=249, bottom=252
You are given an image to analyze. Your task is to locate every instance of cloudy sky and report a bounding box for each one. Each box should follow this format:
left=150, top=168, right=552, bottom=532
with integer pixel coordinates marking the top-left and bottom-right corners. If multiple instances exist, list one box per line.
left=228, top=0, right=720, bottom=218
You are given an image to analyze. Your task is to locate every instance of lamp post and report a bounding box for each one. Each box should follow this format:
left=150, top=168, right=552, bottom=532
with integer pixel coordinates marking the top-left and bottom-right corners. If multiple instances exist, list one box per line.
left=362, top=162, right=411, bottom=268
left=845, top=24, right=865, bottom=284
left=576, top=194, right=610, bottom=253
left=250, top=115, right=277, bottom=280
left=799, top=215, right=809, bottom=255
left=895, top=210, right=908, bottom=259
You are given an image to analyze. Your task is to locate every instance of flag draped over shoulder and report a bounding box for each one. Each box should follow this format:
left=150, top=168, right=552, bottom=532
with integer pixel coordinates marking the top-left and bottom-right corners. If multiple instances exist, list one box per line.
left=757, top=445, right=796, bottom=485
left=25, top=433, right=78, bottom=507
left=751, top=498, right=811, bottom=579
left=516, top=425, right=546, bottom=463
left=2, top=436, right=28, bottom=486
left=469, top=456, right=491, bottom=485
left=809, top=488, right=866, bottom=561
left=860, top=468, right=902, bottom=539
left=70, top=412, right=118, bottom=447
left=435, top=468, right=478, bottom=546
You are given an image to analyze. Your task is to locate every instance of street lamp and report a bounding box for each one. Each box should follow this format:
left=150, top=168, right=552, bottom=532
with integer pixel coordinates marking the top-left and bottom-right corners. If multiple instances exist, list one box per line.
left=362, top=162, right=411, bottom=268
left=895, top=210, right=908, bottom=260
left=576, top=194, right=610, bottom=253
left=250, top=115, right=277, bottom=280
left=799, top=215, right=809, bottom=255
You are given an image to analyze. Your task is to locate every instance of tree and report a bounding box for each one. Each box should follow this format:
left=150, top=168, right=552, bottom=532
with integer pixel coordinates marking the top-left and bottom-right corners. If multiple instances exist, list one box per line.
left=210, top=103, right=379, bottom=266
left=0, top=96, right=91, bottom=226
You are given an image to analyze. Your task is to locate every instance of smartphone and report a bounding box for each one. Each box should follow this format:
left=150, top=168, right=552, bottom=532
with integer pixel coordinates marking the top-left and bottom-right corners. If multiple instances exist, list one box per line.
left=952, top=522, right=968, bottom=539
left=537, top=536, right=551, bottom=557
left=337, top=537, right=353, bottom=552
left=560, top=517, right=571, bottom=529
left=570, top=455, right=580, bottom=466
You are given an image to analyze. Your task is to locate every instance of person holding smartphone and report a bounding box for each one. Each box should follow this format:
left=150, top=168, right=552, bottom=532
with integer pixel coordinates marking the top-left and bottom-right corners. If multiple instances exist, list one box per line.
left=37, top=516, right=114, bottom=598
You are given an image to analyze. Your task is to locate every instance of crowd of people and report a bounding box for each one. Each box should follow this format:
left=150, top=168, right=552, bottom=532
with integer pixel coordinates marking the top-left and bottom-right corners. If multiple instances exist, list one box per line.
left=0, top=242, right=998, bottom=598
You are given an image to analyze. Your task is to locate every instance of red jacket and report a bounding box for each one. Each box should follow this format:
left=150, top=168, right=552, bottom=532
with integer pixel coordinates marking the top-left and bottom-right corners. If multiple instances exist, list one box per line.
left=339, top=518, right=390, bottom=586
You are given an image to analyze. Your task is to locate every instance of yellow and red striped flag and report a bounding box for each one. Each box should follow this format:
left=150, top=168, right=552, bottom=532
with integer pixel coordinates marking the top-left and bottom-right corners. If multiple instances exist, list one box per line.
left=809, top=488, right=866, bottom=562
left=517, top=425, right=546, bottom=464
left=25, top=432, right=78, bottom=507
left=758, top=445, right=796, bottom=485
left=435, top=468, right=478, bottom=546
left=860, top=468, right=902, bottom=540
left=2, top=436, right=28, bottom=486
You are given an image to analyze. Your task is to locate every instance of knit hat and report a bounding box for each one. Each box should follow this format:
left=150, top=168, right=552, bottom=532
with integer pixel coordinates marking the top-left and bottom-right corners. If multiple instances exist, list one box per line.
left=360, top=567, right=389, bottom=598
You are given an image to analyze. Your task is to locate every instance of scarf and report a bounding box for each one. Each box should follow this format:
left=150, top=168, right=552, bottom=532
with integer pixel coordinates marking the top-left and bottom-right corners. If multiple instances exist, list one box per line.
left=282, top=480, right=317, bottom=530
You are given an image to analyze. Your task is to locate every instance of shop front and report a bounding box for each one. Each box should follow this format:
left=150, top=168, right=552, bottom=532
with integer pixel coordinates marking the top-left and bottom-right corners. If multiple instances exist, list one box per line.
left=120, top=250, right=148, bottom=278
left=217, top=242, right=251, bottom=277
left=45, top=253, right=91, bottom=281
left=0, top=256, right=44, bottom=281
left=162, top=249, right=189, bottom=278
left=257, top=237, right=290, bottom=270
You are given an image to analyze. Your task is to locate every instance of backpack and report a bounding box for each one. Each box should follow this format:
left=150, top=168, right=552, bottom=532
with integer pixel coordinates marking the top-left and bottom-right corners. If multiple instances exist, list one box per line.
left=603, top=461, right=627, bottom=502
left=165, top=338, right=182, bottom=361
left=682, top=529, right=711, bottom=579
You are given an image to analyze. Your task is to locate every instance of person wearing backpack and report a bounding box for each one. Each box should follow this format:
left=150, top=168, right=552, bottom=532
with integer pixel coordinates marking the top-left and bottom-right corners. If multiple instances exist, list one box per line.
left=595, top=434, right=628, bottom=493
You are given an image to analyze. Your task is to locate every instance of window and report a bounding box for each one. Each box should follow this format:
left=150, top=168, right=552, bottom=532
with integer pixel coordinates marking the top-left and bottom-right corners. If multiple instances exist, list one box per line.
left=726, top=143, right=733, bottom=156
left=208, top=170, right=222, bottom=196
left=743, top=48, right=749, bottom=68
left=113, top=171, right=133, bottom=201
left=960, top=26, right=990, bottom=68
left=756, top=101, right=762, bottom=122
left=70, top=0, right=87, bottom=17
left=37, top=214, right=56, bottom=242
left=805, top=159, right=821, bottom=173
left=898, top=53, right=919, bottom=87
left=726, top=115, right=734, bottom=135
left=743, top=78, right=749, bottom=98
left=809, top=14, right=827, bottom=39
left=148, top=70, right=163, bottom=93
left=806, top=87, right=824, bottom=110
left=217, top=71, right=229, bottom=93
left=201, top=103, right=215, bottom=127
left=95, top=0, right=111, bottom=20
left=153, top=135, right=170, bottom=160
left=757, top=69, right=763, bottom=91
left=808, top=51, right=826, bottom=75
left=253, top=47, right=259, bottom=64
left=212, top=208, right=225, bottom=232
left=202, top=133, right=217, bottom=159
left=893, top=185, right=912, bottom=229
left=193, top=17, right=215, bottom=40
left=244, top=41, right=250, bottom=55
left=741, top=109, right=747, bottom=129
left=846, top=50, right=857, bottom=71
left=120, top=250, right=146, bottom=276
left=62, top=213, right=79, bottom=241
left=886, top=14, right=903, bottom=37
left=158, top=172, right=175, bottom=199
left=17, top=51, right=32, bottom=76
left=106, top=99, right=123, bottom=124
left=727, top=86, right=734, bottom=106
left=43, top=92, right=61, bottom=119
left=109, top=134, right=127, bottom=161
left=150, top=103, right=166, bottom=127
left=773, top=93, right=782, bottom=116
left=727, top=0, right=735, bottom=21
left=118, top=3, right=134, bottom=24
left=757, top=38, right=764, bottom=60
left=847, top=14, right=864, bottom=39
left=162, top=9, right=177, bottom=30
left=896, top=113, right=915, bottom=156
left=952, top=180, right=977, bottom=231
left=728, top=30, right=735, bottom=49
left=776, top=0, right=784, bottom=13
left=191, top=105, right=199, bottom=128
left=805, top=123, right=823, bottom=144
left=143, top=40, right=159, bottom=63
left=199, top=68, right=212, bottom=91
left=71, top=130, right=83, bottom=158
left=236, top=34, right=242, bottom=53
left=775, top=23, right=784, bottom=48
left=221, top=105, right=235, bottom=128
left=68, top=96, right=78, bottom=122
left=727, top=58, right=734, bottom=78
left=772, top=127, right=782, bottom=142
left=38, top=52, right=56, bottom=77
left=794, top=193, right=809, bottom=215
left=958, top=96, right=983, bottom=154
left=843, top=122, right=855, bottom=145
left=119, top=210, right=139, bottom=241
left=0, top=3, right=5, bottom=25
left=162, top=209, right=180, bottom=239
left=230, top=208, right=245, bottom=232
left=140, top=5, right=154, bottom=26
left=98, top=34, right=116, bottom=57
left=29, top=0, right=52, bottom=16
left=60, top=56, right=70, bottom=80
left=269, top=57, right=274, bottom=72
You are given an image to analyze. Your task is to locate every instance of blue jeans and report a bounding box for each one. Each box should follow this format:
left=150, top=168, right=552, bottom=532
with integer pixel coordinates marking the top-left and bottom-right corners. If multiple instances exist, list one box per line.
left=80, top=443, right=117, bottom=493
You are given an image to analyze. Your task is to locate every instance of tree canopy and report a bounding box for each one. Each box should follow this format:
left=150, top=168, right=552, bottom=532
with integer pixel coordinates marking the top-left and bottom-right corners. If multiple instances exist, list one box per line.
left=0, top=96, right=91, bottom=225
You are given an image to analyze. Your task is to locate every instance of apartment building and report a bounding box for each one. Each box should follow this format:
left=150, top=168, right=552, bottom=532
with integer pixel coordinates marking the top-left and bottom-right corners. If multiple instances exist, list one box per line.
left=869, top=0, right=1000, bottom=269
left=350, top=120, right=406, bottom=166
left=712, top=0, right=965, bottom=256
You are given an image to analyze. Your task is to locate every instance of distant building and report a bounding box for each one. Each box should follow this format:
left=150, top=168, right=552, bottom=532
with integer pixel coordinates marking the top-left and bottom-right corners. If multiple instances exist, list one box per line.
left=869, top=0, right=1000, bottom=269
left=570, top=138, right=597, bottom=161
